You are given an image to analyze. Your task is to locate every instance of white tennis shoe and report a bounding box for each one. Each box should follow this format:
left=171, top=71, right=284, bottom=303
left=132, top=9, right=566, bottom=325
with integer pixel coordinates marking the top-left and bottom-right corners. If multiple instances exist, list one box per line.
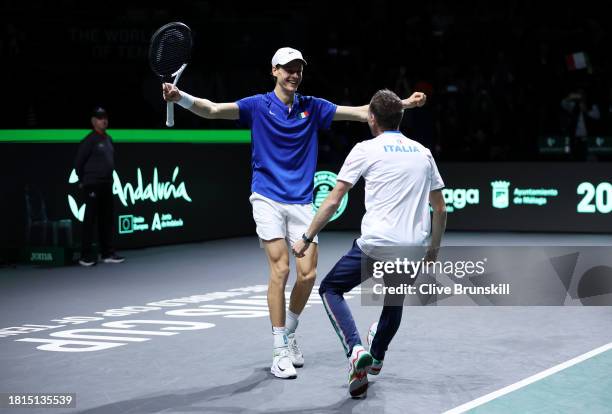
left=367, top=322, right=378, bottom=348
left=287, top=333, right=304, bottom=367
left=348, top=345, right=372, bottom=398
left=366, top=322, right=384, bottom=375
left=271, top=347, right=297, bottom=379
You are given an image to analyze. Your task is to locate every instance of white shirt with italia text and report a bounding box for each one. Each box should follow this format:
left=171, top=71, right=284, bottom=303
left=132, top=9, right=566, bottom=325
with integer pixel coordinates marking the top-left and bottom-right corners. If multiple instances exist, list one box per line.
left=337, top=131, right=444, bottom=255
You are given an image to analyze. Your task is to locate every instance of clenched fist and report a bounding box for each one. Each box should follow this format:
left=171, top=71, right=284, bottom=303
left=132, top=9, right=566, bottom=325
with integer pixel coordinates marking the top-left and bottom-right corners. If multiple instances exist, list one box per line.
left=162, top=83, right=181, bottom=102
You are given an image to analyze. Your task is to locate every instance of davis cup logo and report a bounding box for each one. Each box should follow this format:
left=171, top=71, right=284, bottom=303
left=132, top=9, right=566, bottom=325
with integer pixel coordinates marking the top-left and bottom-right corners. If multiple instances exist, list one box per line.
left=491, top=180, right=510, bottom=209
left=313, top=171, right=348, bottom=221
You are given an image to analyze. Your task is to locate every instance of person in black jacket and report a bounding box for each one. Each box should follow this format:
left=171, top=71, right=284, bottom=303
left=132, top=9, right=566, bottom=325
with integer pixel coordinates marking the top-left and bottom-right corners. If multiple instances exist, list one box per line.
left=74, top=107, right=124, bottom=266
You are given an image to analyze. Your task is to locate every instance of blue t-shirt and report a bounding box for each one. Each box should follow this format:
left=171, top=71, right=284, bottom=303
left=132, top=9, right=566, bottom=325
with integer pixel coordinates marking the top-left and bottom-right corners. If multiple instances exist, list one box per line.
left=237, top=92, right=337, bottom=204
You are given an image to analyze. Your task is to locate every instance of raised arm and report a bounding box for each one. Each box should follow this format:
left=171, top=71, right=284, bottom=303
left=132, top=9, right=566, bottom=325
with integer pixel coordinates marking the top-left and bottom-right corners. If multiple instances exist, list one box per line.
left=333, top=91, right=427, bottom=122
left=162, top=83, right=239, bottom=120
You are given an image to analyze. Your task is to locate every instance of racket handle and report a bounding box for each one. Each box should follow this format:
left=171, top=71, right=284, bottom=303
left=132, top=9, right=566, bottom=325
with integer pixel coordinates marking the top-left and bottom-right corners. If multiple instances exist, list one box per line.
left=165, top=64, right=187, bottom=128
left=166, top=102, right=174, bottom=127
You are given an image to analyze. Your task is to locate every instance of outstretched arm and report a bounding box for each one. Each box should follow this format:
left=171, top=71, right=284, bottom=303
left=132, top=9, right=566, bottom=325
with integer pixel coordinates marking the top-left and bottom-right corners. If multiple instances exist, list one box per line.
left=333, top=91, right=427, bottom=122
left=162, top=83, right=239, bottom=120
left=291, top=180, right=352, bottom=257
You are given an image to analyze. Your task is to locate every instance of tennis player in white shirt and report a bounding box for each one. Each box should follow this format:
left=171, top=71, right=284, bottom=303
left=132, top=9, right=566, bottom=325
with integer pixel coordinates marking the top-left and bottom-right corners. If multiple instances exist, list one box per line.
left=292, top=89, right=447, bottom=397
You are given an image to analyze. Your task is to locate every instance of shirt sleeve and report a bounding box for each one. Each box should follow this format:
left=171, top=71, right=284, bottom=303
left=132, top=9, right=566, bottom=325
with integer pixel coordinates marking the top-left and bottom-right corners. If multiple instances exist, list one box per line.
left=312, top=97, right=337, bottom=130
left=427, top=150, right=445, bottom=191
left=236, top=95, right=260, bottom=128
left=337, top=143, right=368, bottom=186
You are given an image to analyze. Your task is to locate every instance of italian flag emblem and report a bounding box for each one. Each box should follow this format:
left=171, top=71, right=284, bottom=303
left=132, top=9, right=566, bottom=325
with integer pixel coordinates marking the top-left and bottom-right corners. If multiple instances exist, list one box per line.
left=298, top=111, right=310, bottom=119
left=565, top=52, right=590, bottom=72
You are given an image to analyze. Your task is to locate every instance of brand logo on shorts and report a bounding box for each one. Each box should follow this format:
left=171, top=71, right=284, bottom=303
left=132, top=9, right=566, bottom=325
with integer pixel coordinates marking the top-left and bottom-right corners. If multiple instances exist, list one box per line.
left=313, top=171, right=348, bottom=221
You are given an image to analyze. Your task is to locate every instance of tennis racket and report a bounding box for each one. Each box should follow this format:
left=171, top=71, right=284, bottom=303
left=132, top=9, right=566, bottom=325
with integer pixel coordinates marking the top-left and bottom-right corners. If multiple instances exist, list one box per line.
left=149, top=22, right=193, bottom=127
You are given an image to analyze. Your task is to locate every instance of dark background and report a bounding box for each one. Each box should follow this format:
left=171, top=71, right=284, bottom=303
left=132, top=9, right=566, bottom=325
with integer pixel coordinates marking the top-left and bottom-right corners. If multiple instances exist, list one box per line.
left=2, top=0, right=612, bottom=161
left=1, top=1, right=611, bottom=259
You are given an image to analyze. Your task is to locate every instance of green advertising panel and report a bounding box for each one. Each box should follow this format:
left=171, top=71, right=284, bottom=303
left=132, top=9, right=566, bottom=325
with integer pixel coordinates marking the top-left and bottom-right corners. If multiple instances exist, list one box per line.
left=0, top=129, right=251, bottom=144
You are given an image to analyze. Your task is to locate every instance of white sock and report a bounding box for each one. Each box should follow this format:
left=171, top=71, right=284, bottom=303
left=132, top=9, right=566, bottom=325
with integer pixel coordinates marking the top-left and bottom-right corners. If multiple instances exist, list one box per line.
left=286, top=310, right=300, bottom=335
left=272, top=326, right=288, bottom=349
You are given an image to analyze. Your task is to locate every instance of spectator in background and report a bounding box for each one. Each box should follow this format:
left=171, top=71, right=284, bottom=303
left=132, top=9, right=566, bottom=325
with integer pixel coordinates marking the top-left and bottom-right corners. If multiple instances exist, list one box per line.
left=393, top=66, right=411, bottom=99
left=467, top=89, right=497, bottom=160
left=561, top=88, right=601, bottom=160
left=605, top=86, right=612, bottom=133
left=74, top=107, right=125, bottom=266
left=407, top=80, right=435, bottom=150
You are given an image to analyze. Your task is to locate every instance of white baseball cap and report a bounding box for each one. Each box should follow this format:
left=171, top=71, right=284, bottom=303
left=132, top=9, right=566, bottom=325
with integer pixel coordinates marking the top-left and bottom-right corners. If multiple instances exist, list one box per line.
left=271, top=47, right=307, bottom=67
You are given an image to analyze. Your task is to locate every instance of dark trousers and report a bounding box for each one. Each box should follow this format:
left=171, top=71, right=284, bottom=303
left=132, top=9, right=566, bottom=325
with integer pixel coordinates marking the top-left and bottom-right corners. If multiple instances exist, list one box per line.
left=319, top=240, right=413, bottom=361
left=80, top=183, right=114, bottom=260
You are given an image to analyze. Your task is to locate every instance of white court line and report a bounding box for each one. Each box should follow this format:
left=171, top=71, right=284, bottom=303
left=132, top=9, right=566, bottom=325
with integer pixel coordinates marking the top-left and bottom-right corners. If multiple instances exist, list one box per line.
left=443, top=342, right=612, bottom=414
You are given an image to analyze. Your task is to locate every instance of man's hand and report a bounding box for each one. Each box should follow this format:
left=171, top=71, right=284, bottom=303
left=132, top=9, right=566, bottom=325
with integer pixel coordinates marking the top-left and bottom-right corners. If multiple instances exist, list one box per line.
left=162, top=83, right=181, bottom=102
left=292, top=239, right=310, bottom=258
left=404, top=92, right=427, bottom=109
left=424, top=246, right=439, bottom=263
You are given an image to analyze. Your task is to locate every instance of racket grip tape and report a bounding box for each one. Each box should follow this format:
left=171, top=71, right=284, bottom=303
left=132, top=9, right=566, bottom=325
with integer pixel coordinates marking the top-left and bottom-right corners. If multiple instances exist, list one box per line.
left=166, top=102, right=174, bottom=127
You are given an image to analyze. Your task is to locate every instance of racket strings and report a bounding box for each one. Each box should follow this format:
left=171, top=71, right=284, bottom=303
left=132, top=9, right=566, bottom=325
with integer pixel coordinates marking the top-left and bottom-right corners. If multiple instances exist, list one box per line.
left=150, top=26, right=192, bottom=78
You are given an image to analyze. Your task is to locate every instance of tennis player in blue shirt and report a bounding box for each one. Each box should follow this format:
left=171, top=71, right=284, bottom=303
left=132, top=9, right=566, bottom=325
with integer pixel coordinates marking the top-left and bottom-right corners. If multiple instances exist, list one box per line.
left=163, top=47, right=426, bottom=379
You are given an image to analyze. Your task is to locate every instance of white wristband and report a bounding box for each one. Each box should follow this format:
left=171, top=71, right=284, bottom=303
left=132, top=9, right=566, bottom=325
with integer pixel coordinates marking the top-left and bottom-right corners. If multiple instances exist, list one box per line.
left=177, top=91, right=195, bottom=109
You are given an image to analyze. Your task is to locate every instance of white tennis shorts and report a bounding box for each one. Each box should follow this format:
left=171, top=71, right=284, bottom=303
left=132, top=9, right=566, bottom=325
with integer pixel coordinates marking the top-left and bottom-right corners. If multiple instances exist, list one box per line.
left=249, top=192, right=319, bottom=246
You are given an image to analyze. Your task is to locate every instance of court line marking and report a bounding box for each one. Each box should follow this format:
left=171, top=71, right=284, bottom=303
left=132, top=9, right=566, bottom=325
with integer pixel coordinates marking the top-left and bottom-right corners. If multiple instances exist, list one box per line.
left=442, top=341, right=612, bottom=414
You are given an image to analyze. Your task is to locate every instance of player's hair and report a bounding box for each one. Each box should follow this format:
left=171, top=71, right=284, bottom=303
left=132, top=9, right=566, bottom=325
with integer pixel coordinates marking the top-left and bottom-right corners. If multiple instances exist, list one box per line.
left=369, top=89, right=404, bottom=129
left=271, top=65, right=281, bottom=84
